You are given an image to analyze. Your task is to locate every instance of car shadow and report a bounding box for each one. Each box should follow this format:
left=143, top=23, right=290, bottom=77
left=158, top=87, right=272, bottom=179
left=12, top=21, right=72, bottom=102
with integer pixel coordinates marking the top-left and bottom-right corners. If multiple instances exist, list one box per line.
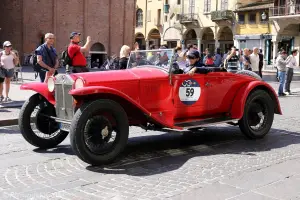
left=84, top=127, right=300, bottom=176
left=33, top=144, right=74, bottom=155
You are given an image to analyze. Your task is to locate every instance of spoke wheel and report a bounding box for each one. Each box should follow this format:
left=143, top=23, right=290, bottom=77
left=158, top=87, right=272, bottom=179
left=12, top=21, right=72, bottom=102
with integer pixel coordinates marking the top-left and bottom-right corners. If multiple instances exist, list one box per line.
left=239, top=90, right=274, bottom=139
left=84, top=116, right=118, bottom=155
left=19, top=94, right=69, bottom=149
left=70, top=100, right=129, bottom=165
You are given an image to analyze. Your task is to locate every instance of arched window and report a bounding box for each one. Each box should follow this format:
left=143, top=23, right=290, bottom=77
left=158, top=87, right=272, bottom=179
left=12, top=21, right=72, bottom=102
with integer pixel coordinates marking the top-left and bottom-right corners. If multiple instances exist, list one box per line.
left=136, top=9, right=143, bottom=27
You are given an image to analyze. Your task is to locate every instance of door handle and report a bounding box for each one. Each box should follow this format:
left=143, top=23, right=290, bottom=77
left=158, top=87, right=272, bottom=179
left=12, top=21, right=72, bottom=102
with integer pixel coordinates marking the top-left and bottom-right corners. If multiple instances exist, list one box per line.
left=205, top=82, right=211, bottom=87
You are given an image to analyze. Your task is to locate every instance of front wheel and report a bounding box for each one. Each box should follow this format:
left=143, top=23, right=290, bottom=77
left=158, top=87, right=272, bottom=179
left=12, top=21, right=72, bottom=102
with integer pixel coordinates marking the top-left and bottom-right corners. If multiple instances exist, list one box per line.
left=19, top=93, right=69, bottom=149
left=70, top=100, right=129, bottom=165
left=239, top=90, right=275, bottom=139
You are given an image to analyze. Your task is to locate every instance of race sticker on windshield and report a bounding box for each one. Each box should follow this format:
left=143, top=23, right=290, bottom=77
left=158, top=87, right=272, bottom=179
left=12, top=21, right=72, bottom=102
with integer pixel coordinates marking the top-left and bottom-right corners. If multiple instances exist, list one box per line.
left=179, top=79, right=201, bottom=105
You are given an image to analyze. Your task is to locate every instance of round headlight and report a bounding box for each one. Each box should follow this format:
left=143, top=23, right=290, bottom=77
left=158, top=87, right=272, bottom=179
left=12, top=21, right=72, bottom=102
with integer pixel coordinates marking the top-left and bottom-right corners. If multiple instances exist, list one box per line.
left=47, top=77, right=55, bottom=92
left=74, top=78, right=85, bottom=89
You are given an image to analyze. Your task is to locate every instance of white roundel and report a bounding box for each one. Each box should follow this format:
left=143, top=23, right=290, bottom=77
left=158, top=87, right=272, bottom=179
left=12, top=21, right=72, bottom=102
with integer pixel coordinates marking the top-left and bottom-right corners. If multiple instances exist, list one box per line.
left=179, top=79, right=201, bottom=105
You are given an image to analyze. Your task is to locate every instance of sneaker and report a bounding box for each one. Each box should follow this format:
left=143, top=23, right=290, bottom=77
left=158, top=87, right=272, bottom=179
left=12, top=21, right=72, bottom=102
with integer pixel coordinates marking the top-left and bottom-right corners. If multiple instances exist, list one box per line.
left=278, top=93, right=286, bottom=97
left=285, top=92, right=292, bottom=95
left=3, top=97, right=12, bottom=102
left=0, top=96, right=3, bottom=102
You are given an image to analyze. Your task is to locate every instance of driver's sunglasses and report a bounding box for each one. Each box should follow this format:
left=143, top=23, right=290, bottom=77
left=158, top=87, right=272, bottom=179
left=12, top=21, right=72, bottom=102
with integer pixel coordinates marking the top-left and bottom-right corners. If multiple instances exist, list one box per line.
left=187, top=56, right=196, bottom=60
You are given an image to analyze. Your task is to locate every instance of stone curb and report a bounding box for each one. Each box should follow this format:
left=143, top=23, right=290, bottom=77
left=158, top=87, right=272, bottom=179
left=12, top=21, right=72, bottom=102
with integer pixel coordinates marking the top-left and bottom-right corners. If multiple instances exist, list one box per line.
left=0, top=118, right=18, bottom=127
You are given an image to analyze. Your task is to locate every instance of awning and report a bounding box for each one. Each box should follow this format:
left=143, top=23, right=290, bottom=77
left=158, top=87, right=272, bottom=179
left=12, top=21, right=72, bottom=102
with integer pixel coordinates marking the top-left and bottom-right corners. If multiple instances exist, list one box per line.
left=163, top=27, right=181, bottom=41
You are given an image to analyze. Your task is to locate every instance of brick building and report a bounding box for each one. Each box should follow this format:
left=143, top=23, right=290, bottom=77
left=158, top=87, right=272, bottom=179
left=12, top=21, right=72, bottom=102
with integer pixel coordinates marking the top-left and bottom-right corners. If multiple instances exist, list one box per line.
left=0, top=0, right=136, bottom=65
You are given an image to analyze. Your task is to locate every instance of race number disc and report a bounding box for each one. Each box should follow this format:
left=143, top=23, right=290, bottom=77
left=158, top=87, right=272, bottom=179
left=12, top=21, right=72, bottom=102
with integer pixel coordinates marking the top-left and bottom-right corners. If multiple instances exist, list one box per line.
left=179, top=79, right=201, bottom=105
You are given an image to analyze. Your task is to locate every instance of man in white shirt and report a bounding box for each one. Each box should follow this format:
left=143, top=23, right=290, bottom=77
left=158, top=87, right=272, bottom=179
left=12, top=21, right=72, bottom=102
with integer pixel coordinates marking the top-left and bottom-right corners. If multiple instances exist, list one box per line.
left=285, top=49, right=298, bottom=95
left=250, top=47, right=260, bottom=75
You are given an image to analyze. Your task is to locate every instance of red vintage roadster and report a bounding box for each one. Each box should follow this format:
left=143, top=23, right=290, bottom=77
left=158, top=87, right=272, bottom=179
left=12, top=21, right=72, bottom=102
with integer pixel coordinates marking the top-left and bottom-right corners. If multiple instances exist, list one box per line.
left=19, top=49, right=282, bottom=165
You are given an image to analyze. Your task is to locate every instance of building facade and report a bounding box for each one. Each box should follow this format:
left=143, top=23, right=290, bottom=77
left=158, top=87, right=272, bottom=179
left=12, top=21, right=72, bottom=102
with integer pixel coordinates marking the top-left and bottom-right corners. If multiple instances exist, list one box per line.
left=235, top=1, right=273, bottom=64
left=269, top=0, right=300, bottom=66
left=135, top=0, right=164, bottom=50
left=135, top=0, right=237, bottom=54
left=0, top=0, right=136, bottom=65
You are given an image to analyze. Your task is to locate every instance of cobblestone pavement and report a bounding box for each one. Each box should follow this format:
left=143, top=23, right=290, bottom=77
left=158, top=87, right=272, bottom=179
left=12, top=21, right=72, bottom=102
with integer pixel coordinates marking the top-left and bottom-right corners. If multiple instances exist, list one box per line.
left=0, top=81, right=300, bottom=199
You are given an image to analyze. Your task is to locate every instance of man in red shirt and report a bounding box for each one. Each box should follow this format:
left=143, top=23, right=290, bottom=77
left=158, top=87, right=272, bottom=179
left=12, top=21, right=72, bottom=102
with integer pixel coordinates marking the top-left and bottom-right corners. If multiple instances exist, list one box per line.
left=68, top=32, right=92, bottom=73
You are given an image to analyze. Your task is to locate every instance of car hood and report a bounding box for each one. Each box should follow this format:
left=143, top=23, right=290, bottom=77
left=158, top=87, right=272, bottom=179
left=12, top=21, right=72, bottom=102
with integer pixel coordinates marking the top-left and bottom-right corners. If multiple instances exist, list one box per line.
left=73, top=67, right=169, bottom=86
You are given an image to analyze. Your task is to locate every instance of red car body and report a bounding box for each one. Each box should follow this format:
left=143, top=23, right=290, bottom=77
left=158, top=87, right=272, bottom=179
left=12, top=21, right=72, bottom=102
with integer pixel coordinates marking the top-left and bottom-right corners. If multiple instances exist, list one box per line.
left=21, top=67, right=282, bottom=130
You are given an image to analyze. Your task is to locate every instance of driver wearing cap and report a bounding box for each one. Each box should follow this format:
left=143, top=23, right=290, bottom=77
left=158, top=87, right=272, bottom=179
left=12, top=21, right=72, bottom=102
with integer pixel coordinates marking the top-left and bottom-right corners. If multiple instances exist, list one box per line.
left=184, top=50, right=205, bottom=75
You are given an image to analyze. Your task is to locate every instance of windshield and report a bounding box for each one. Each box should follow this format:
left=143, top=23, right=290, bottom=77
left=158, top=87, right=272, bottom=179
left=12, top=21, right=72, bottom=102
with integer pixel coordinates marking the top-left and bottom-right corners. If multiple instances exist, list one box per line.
left=127, top=49, right=174, bottom=71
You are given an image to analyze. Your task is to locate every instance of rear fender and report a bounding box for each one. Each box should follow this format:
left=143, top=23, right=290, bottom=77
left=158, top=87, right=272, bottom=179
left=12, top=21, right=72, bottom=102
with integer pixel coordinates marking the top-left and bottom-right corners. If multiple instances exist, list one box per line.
left=69, top=86, right=180, bottom=129
left=20, top=83, right=55, bottom=105
left=230, top=81, right=282, bottom=119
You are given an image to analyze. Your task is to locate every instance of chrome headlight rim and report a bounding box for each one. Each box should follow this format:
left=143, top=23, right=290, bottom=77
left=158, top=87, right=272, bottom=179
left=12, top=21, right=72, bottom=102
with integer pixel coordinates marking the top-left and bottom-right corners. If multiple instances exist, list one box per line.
left=47, top=76, right=55, bottom=92
left=74, top=77, right=85, bottom=89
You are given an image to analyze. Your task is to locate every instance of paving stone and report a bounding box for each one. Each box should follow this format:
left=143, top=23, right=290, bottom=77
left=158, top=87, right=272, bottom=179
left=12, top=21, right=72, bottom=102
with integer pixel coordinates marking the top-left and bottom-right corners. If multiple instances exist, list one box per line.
left=229, top=192, right=279, bottom=200
left=254, top=177, right=300, bottom=200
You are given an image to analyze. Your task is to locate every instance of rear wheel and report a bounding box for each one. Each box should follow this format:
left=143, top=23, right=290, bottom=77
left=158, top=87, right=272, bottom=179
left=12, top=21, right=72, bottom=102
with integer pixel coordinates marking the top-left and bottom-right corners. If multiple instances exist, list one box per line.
left=70, top=100, right=129, bottom=165
left=19, top=94, right=69, bottom=149
left=239, top=90, right=274, bottom=139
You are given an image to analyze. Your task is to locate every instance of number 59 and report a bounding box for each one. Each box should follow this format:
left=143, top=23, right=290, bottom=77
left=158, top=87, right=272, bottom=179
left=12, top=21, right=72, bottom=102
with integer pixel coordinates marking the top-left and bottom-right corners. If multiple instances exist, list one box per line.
left=186, top=88, right=194, bottom=97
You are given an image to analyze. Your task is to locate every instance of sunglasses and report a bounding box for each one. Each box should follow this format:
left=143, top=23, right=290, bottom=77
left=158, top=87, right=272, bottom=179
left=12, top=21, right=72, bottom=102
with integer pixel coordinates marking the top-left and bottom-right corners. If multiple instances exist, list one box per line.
left=187, top=56, right=196, bottom=60
left=4, top=45, right=12, bottom=48
left=47, top=38, right=55, bottom=40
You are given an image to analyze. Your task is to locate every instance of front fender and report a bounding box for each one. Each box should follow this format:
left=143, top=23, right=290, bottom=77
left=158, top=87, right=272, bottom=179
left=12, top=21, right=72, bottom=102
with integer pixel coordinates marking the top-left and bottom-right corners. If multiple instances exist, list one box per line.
left=20, top=83, right=55, bottom=105
left=230, top=81, right=282, bottom=119
left=70, top=85, right=149, bottom=113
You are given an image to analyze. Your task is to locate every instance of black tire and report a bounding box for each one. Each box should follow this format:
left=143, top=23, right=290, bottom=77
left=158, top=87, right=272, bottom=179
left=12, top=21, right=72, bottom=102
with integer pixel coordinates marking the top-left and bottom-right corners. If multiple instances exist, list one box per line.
left=238, top=90, right=274, bottom=139
left=236, top=70, right=263, bottom=81
left=70, top=99, right=129, bottom=165
left=19, top=93, right=69, bottom=149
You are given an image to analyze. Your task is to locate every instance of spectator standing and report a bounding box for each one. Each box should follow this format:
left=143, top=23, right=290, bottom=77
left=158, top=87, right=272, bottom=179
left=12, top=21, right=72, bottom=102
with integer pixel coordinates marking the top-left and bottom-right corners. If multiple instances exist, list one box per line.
left=250, top=47, right=260, bottom=75
left=258, top=49, right=264, bottom=78
left=213, top=48, right=222, bottom=67
left=119, top=45, right=131, bottom=69
left=35, top=33, right=58, bottom=82
left=242, top=48, right=251, bottom=70
left=68, top=32, right=92, bottom=73
left=285, top=49, right=298, bottom=95
left=202, top=48, right=209, bottom=64
left=0, top=41, right=19, bottom=102
left=276, top=51, right=288, bottom=96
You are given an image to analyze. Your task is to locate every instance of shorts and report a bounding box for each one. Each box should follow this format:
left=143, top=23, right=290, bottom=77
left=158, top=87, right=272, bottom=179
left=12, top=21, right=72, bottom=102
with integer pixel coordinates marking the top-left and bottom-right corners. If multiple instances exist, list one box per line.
left=2, top=68, right=14, bottom=78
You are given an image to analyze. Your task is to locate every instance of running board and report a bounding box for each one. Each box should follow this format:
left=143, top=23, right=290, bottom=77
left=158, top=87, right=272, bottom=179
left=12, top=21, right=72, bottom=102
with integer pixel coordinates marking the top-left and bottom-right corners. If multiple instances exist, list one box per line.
left=175, top=116, right=234, bottom=129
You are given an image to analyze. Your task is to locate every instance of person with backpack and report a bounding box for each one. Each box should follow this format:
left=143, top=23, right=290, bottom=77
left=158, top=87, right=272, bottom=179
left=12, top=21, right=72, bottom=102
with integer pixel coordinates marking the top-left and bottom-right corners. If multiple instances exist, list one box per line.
left=65, top=32, right=92, bottom=73
left=35, top=33, right=58, bottom=82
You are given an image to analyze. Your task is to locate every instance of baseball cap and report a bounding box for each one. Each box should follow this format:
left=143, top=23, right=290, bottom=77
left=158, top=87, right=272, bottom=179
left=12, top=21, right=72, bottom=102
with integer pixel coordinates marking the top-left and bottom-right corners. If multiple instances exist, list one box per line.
left=187, top=50, right=200, bottom=59
left=70, top=32, right=81, bottom=39
left=3, top=41, right=12, bottom=47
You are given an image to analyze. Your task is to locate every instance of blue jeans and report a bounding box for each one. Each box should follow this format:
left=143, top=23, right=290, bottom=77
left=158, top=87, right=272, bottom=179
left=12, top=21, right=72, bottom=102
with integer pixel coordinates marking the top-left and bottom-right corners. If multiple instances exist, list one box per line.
left=39, top=71, right=46, bottom=83
left=278, top=71, right=286, bottom=94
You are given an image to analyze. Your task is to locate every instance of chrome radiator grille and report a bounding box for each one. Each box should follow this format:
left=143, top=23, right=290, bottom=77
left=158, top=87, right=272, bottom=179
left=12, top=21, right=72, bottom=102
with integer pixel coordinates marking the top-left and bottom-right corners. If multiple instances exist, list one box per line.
left=55, top=74, right=75, bottom=120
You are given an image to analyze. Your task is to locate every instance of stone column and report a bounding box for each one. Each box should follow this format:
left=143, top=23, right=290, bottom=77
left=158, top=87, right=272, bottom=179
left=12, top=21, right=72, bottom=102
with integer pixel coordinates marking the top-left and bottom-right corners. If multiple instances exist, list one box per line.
left=215, top=39, right=220, bottom=49
left=197, top=38, right=201, bottom=51
left=272, top=40, right=278, bottom=67
left=146, top=40, right=150, bottom=50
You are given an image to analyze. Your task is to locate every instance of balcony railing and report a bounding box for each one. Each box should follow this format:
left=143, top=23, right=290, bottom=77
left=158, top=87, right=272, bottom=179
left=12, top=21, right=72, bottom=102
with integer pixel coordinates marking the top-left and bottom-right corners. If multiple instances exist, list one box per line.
left=269, top=5, right=300, bottom=17
left=179, top=13, right=199, bottom=24
left=211, top=10, right=234, bottom=21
